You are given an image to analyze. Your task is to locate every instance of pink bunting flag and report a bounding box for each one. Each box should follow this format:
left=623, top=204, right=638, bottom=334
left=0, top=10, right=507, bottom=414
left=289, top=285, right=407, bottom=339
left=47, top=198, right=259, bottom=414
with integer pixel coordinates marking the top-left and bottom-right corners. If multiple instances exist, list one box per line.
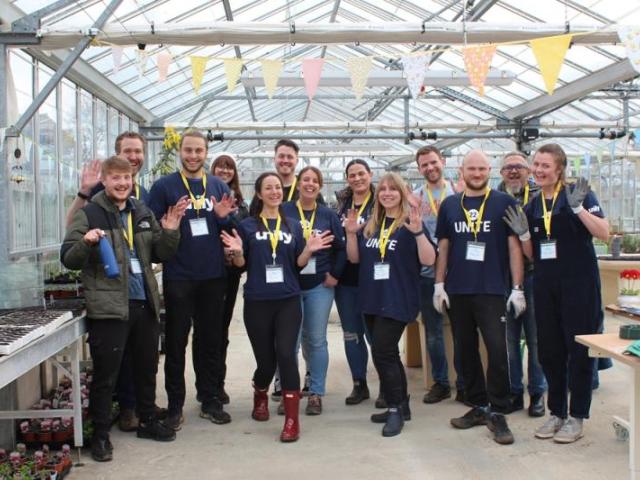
left=463, top=45, right=497, bottom=96
left=157, top=52, right=171, bottom=82
left=302, top=58, right=325, bottom=101
left=112, top=47, right=123, bottom=74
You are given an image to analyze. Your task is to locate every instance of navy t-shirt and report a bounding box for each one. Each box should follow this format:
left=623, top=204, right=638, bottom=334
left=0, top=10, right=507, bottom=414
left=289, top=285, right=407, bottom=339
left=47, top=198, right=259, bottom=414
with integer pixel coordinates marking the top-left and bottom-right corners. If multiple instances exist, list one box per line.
left=356, top=220, right=432, bottom=323
left=337, top=194, right=375, bottom=287
left=435, top=190, right=517, bottom=295
left=524, top=186, right=604, bottom=279
left=238, top=216, right=305, bottom=301
left=148, top=171, right=231, bottom=281
left=282, top=202, right=347, bottom=290
left=90, top=182, right=150, bottom=204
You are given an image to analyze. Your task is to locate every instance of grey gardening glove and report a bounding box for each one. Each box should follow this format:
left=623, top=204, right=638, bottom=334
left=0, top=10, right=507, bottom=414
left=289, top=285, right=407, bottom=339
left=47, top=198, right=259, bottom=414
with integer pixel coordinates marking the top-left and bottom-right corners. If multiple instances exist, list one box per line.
left=565, top=177, right=590, bottom=214
left=503, top=205, right=530, bottom=241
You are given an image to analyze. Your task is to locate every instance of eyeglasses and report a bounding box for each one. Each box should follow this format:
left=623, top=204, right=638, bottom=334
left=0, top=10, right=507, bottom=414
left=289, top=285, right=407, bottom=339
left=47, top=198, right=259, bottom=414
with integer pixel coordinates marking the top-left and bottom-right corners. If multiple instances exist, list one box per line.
left=501, top=164, right=527, bottom=172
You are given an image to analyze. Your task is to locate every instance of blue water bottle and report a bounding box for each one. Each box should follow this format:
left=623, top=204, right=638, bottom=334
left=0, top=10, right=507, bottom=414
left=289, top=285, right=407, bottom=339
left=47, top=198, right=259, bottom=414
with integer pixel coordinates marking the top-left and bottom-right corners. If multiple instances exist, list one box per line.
left=98, top=236, right=120, bottom=278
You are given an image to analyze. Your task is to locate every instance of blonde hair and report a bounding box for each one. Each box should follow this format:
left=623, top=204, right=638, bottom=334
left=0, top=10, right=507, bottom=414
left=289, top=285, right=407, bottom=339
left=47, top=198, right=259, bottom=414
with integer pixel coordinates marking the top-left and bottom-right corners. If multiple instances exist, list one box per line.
left=364, top=172, right=410, bottom=239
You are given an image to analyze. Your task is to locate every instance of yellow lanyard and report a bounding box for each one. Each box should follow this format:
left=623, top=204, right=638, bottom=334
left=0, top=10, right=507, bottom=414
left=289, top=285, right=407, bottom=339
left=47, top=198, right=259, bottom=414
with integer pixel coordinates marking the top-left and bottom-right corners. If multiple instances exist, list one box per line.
left=378, top=216, right=398, bottom=262
left=351, top=191, right=372, bottom=219
left=296, top=201, right=317, bottom=241
left=180, top=170, right=207, bottom=216
left=426, top=181, right=448, bottom=215
left=261, top=215, right=282, bottom=263
left=286, top=177, right=297, bottom=202
left=541, top=182, right=562, bottom=239
left=134, top=183, right=140, bottom=200
left=121, top=212, right=134, bottom=253
left=460, top=189, right=491, bottom=241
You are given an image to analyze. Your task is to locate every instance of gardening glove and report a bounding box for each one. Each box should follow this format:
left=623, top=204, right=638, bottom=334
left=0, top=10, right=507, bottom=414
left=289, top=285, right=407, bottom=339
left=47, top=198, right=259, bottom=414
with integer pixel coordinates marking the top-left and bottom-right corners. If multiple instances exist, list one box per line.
left=506, top=289, right=526, bottom=318
left=565, top=177, right=590, bottom=214
left=433, top=282, right=450, bottom=313
left=503, top=205, right=530, bottom=242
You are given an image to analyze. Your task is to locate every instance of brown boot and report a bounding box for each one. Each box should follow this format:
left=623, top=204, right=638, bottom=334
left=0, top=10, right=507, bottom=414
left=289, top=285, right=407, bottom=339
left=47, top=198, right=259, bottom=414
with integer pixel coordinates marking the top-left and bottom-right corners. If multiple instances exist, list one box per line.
left=280, top=391, right=300, bottom=442
left=252, top=385, right=269, bottom=421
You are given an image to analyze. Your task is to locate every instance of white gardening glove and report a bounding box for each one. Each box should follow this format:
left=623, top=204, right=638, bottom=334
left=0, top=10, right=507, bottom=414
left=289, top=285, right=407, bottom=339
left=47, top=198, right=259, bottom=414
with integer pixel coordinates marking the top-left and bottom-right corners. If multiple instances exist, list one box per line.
left=433, top=282, right=450, bottom=313
left=507, top=289, right=526, bottom=318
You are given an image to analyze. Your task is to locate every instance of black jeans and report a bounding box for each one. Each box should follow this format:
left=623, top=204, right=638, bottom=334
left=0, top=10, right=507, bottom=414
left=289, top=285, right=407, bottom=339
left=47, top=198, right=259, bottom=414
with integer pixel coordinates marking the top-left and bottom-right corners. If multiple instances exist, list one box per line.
left=364, top=315, right=408, bottom=406
left=164, top=278, right=226, bottom=413
left=115, top=345, right=136, bottom=410
left=244, top=296, right=301, bottom=391
left=87, top=301, right=159, bottom=434
left=448, top=295, right=510, bottom=413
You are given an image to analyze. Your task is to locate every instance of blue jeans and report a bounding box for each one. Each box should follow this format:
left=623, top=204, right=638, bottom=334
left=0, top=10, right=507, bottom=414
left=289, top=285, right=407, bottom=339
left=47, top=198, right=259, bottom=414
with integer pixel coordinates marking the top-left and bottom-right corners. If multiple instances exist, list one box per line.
left=335, top=285, right=370, bottom=381
left=419, top=277, right=464, bottom=390
left=506, top=272, right=547, bottom=396
left=298, top=283, right=334, bottom=396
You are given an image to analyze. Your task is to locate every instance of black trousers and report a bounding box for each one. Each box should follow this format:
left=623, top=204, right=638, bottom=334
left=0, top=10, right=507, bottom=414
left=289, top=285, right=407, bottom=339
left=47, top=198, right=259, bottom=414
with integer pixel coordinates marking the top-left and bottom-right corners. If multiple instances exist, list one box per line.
left=164, top=278, right=226, bottom=413
left=448, top=295, right=510, bottom=413
left=87, top=301, right=159, bottom=434
left=534, top=275, right=600, bottom=419
left=364, top=315, right=408, bottom=406
left=244, top=296, right=301, bottom=391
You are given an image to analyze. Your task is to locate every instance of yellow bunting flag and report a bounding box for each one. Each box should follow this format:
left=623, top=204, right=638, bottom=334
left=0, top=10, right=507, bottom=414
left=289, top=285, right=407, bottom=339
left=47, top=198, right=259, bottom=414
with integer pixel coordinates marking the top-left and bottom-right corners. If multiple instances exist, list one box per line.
left=530, top=34, right=573, bottom=95
left=260, top=60, right=283, bottom=99
left=463, top=45, right=496, bottom=96
left=224, top=59, right=244, bottom=93
left=346, top=57, right=373, bottom=100
left=190, top=56, right=208, bottom=95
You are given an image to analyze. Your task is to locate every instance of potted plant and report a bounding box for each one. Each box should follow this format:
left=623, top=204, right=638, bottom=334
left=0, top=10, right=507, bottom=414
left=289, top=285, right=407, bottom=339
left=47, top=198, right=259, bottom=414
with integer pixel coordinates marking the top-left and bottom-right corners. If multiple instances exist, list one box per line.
left=618, top=269, right=640, bottom=309
left=19, top=421, right=36, bottom=444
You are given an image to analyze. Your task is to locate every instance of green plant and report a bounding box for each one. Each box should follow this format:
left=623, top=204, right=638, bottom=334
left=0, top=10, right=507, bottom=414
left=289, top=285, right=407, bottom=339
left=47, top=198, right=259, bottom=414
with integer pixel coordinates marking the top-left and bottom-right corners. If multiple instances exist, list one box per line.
left=622, top=234, right=640, bottom=254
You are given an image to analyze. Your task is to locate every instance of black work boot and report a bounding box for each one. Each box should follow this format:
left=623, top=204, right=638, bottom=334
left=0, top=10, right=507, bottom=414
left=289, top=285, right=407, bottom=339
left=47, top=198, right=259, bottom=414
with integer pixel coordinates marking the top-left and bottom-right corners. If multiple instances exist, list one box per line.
left=450, top=406, right=489, bottom=429
left=137, top=418, right=176, bottom=442
left=382, top=406, right=405, bottom=437
left=528, top=393, right=545, bottom=417
left=200, top=398, right=231, bottom=425
left=91, top=433, right=113, bottom=462
left=487, top=412, right=515, bottom=445
left=345, top=379, right=370, bottom=405
left=371, top=396, right=411, bottom=423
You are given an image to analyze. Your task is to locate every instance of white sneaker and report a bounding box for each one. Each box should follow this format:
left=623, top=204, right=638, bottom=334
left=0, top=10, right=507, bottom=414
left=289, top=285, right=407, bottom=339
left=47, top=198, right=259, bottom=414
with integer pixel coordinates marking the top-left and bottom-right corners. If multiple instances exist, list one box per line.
left=553, top=417, right=583, bottom=444
left=534, top=415, right=565, bottom=439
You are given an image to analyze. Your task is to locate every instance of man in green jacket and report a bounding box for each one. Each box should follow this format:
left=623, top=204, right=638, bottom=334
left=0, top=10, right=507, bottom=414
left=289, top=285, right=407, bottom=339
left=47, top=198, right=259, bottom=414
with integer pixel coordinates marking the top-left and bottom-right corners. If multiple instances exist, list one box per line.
left=61, top=156, right=188, bottom=462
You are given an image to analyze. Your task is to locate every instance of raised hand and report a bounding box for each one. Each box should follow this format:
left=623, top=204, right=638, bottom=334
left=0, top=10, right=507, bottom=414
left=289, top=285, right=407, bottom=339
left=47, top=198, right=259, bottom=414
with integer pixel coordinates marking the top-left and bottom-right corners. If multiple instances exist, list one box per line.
left=407, top=205, right=424, bottom=234
left=344, top=209, right=365, bottom=234
left=565, top=177, right=590, bottom=211
left=83, top=228, right=104, bottom=246
left=220, top=229, right=243, bottom=255
left=79, top=159, right=102, bottom=195
left=503, top=205, right=530, bottom=240
left=211, top=193, right=238, bottom=219
left=161, top=195, right=189, bottom=230
left=306, top=230, right=335, bottom=253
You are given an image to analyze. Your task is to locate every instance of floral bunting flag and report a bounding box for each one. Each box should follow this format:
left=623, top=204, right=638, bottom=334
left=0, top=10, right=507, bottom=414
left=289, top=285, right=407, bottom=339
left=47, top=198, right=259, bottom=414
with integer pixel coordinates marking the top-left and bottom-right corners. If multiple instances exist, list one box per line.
left=302, top=58, right=325, bottom=101
left=402, top=55, right=430, bottom=99
left=224, top=59, right=244, bottom=93
left=346, top=57, right=373, bottom=100
left=618, top=26, right=640, bottom=73
left=135, top=49, right=148, bottom=79
left=112, top=47, right=123, bottom=74
left=190, top=56, right=208, bottom=95
left=530, top=34, right=573, bottom=95
left=261, top=60, right=283, bottom=99
left=157, top=52, right=172, bottom=82
left=462, top=45, right=496, bottom=96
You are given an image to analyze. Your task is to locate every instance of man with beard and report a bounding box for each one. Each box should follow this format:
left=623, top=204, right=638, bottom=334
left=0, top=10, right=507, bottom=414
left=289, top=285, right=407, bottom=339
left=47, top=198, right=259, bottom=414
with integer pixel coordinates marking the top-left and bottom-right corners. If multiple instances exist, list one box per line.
left=410, top=146, right=464, bottom=405
left=148, top=130, right=236, bottom=430
left=433, top=150, right=525, bottom=445
left=497, top=152, right=547, bottom=417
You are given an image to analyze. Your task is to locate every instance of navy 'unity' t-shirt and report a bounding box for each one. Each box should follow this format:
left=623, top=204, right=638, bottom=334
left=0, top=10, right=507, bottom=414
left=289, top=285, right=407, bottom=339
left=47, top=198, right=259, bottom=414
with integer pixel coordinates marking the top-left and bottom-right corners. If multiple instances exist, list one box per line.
left=436, top=190, right=517, bottom=295
left=238, top=216, right=305, bottom=301
left=524, top=186, right=604, bottom=279
left=357, top=219, right=433, bottom=323
left=282, top=202, right=346, bottom=290
left=148, top=171, right=230, bottom=281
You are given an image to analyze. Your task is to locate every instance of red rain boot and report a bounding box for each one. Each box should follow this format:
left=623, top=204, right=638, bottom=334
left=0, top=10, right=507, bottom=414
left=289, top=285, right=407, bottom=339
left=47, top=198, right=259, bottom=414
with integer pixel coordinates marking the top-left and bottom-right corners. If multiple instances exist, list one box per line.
left=280, top=391, right=300, bottom=442
left=252, top=385, right=269, bottom=421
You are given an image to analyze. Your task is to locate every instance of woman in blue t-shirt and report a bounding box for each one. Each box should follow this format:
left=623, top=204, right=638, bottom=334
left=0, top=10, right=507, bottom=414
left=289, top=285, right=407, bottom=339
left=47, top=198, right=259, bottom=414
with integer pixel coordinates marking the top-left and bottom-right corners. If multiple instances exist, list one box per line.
left=282, top=166, right=346, bottom=416
left=335, top=159, right=379, bottom=406
left=345, top=172, right=436, bottom=437
left=505, top=143, right=609, bottom=444
left=220, top=172, right=333, bottom=443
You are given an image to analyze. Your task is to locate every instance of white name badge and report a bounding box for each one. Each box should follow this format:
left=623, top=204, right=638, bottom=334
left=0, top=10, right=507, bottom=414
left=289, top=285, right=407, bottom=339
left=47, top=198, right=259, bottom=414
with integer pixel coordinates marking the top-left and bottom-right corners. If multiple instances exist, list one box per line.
left=465, top=241, right=486, bottom=262
left=130, top=258, right=142, bottom=275
left=300, top=257, right=317, bottom=275
left=189, top=218, right=209, bottom=237
left=540, top=240, right=558, bottom=260
left=374, top=262, right=390, bottom=280
left=266, top=264, right=284, bottom=284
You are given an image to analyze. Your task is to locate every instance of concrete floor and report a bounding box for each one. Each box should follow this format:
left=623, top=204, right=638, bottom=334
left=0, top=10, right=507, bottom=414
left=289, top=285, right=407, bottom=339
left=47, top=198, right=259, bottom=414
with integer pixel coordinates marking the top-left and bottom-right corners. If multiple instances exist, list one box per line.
left=69, top=299, right=632, bottom=480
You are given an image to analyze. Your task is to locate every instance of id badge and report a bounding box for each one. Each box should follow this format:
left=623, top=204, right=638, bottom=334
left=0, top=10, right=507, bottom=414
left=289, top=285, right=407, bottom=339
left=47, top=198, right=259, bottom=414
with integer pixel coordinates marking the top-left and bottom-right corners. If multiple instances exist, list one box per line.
left=540, top=240, right=557, bottom=260
left=266, top=264, right=284, bottom=284
left=374, top=262, right=390, bottom=280
left=130, top=258, right=142, bottom=274
left=189, top=218, right=209, bottom=237
left=465, top=241, right=486, bottom=262
left=300, top=257, right=317, bottom=275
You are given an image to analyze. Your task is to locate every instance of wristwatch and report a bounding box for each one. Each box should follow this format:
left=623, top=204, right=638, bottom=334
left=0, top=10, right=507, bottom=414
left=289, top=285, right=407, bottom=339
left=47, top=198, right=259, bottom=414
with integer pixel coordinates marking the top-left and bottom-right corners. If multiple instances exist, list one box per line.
left=512, top=284, right=523, bottom=291
left=77, top=191, right=90, bottom=200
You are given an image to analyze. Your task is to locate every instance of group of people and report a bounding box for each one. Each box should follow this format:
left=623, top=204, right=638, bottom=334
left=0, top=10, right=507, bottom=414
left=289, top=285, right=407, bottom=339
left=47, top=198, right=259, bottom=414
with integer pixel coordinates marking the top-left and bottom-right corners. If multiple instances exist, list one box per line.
left=61, top=129, right=608, bottom=462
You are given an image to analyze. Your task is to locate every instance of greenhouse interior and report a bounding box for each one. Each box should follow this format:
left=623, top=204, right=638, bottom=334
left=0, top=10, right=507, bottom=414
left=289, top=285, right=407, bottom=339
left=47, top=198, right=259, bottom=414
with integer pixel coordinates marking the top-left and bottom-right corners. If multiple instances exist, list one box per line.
left=1, top=0, right=640, bottom=479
